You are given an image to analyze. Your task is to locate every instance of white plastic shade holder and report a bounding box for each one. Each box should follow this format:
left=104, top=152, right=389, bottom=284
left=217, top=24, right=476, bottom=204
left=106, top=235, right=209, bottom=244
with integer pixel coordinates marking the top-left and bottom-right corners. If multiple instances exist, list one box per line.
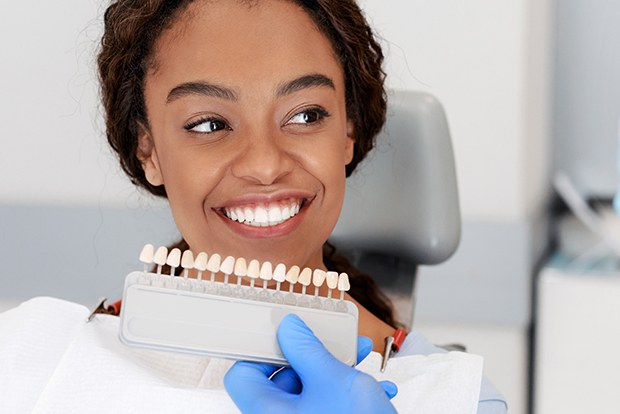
left=119, top=245, right=359, bottom=366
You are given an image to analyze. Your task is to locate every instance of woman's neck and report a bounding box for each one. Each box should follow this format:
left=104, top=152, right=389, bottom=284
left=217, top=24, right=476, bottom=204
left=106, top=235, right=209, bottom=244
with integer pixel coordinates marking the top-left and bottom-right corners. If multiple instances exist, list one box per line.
left=346, top=293, right=397, bottom=354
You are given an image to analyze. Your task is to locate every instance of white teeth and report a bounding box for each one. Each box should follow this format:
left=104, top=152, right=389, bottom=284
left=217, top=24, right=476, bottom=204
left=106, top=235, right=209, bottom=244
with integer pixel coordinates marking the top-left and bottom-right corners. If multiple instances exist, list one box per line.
left=153, top=246, right=168, bottom=266
left=326, top=271, right=339, bottom=289
left=139, top=244, right=154, bottom=264
left=234, top=257, right=247, bottom=277
left=281, top=205, right=290, bottom=219
left=181, top=250, right=195, bottom=269
left=206, top=253, right=221, bottom=273
left=260, top=261, right=273, bottom=281
left=220, top=256, right=235, bottom=275
left=255, top=206, right=268, bottom=224
left=140, top=244, right=354, bottom=305
left=166, top=248, right=181, bottom=268
left=194, top=252, right=208, bottom=271
left=236, top=208, right=245, bottom=222
left=224, top=200, right=303, bottom=227
left=273, top=263, right=286, bottom=282
left=285, top=265, right=300, bottom=284
left=247, top=260, right=260, bottom=279
left=268, top=206, right=282, bottom=224
left=338, top=273, right=350, bottom=292
left=244, top=207, right=254, bottom=223
left=298, top=268, right=312, bottom=287
left=313, top=269, right=326, bottom=288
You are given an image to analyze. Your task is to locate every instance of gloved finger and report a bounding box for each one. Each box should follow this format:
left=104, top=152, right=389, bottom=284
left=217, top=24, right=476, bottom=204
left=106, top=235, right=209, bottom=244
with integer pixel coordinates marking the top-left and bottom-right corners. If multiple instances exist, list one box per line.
left=270, top=366, right=302, bottom=394
left=379, top=380, right=398, bottom=399
left=356, top=336, right=373, bottom=364
left=224, top=361, right=290, bottom=412
left=277, top=314, right=350, bottom=383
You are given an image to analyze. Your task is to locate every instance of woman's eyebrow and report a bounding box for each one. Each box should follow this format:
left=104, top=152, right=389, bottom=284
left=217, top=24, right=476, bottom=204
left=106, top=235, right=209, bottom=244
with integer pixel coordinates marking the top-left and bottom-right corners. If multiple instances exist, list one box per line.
left=166, top=81, right=238, bottom=103
left=276, top=74, right=335, bottom=97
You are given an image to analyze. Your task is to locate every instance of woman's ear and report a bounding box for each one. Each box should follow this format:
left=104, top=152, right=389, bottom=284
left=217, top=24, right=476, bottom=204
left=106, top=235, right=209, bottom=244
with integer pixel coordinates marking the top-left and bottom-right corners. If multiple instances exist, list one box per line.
left=137, top=123, right=164, bottom=186
left=344, top=120, right=355, bottom=165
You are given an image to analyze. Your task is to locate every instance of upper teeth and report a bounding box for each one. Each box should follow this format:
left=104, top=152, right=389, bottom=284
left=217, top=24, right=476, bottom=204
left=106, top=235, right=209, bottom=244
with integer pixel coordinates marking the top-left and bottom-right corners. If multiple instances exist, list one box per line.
left=224, top=201, right=301, bottom=227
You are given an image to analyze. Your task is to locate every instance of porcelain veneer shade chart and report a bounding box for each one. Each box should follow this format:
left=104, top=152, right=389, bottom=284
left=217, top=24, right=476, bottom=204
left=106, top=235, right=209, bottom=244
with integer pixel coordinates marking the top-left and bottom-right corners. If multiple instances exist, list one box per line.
left=121, top=244, right=358, bottom=366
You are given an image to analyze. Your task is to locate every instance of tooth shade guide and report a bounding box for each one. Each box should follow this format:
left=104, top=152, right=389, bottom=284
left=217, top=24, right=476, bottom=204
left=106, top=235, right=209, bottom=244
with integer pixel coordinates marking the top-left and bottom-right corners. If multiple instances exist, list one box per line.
left=257, top=261, right=270, bottom=290
left=284, top=265, right=299, bottom=294
left=273, top=263, right=286, bottom=292
left=121, top=270, right=358, bottom=366
left=234, top=257, right=248, bottom=287
left=166, top=248, right=181, bottom=267
left=337, top=273, right=350, bottom=301
left=312, top=269, right=327, bottom=297
left=194, top=252, right=208, bottom=281
left=247, top=259, right=260, bottom=289
left=297, top=267, right=312, bottom=297
left=153, top=246, right=168, bottom=275
left=220, top=256, right=235, bottom=284
left=181, top=250, right=195, bottom=279
left=298, top=268, right=312, bottom=286
left=135, top=245, right=357, bottom=312
left=206, top=253, right=221, bottom=283
left=139, top=243, right=155, bottom=263
left=139, top=244, right=155, bottom=273
left=326, top=271, right=338, bottom=299
left=166, top=248, right=182, bottom=276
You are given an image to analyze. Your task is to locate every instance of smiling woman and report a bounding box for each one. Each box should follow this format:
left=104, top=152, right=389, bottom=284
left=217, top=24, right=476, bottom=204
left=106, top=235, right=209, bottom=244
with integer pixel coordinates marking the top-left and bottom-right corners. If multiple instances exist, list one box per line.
left=89, top=0, right=506, bottom=413
left=0, top=0, right=507, bottom=412
left=99, top=0, right=399, bottom=336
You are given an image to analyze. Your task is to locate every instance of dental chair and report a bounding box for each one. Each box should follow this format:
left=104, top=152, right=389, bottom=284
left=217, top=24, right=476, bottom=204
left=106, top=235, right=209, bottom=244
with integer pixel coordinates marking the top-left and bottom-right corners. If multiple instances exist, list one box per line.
left=331, top=90, right=460, bottom=328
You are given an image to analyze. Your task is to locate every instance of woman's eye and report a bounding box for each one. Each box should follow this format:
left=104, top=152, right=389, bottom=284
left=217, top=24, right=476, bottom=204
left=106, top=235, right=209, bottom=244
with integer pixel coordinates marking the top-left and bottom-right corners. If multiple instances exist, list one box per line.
left=184, top=118, right=230, bottom=133
left=286, top=108, right=329, bottom=125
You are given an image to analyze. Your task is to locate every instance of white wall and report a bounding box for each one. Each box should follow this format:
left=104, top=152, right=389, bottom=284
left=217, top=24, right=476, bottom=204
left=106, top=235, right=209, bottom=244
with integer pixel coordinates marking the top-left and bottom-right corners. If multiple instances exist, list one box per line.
left=361, top=0, right=553, bottom=221
left=0, top=0, right=143, bottom=207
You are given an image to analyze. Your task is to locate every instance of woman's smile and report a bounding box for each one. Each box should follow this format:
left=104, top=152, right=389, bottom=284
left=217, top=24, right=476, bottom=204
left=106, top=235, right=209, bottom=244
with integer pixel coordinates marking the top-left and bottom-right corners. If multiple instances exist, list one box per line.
left=214, top=192, right=316, bottom=238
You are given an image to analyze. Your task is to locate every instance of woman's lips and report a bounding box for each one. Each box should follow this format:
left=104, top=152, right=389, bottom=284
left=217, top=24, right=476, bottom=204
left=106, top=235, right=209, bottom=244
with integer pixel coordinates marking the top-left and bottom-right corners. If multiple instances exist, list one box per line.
left=215, top=196, right=313, bottom=238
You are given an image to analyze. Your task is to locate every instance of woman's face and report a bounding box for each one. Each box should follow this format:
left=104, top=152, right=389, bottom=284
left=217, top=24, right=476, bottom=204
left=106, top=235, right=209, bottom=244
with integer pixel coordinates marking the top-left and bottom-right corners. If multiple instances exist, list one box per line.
left=140, top=0, right=354, bottom=269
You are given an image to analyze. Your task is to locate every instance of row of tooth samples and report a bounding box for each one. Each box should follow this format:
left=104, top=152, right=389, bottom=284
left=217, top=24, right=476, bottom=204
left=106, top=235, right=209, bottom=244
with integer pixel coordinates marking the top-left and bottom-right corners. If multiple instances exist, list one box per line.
left=138, top=244, right=351, bottom=311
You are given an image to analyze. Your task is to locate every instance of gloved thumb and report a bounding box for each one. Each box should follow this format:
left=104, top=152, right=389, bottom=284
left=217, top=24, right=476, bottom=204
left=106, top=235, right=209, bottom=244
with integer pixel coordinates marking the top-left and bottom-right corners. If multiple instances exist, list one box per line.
left=277, top=314, right=352, bottom=384
left=357, top=336, right=373, bottom=364
left=224, top=361, right=290, bottom=412
left=380, top=380, right=398, bottom=399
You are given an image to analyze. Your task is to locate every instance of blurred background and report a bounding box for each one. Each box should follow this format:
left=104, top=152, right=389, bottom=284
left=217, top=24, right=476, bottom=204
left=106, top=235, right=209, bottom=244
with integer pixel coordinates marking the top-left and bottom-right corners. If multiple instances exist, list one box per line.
left=1, top=1, right=619, bottom=413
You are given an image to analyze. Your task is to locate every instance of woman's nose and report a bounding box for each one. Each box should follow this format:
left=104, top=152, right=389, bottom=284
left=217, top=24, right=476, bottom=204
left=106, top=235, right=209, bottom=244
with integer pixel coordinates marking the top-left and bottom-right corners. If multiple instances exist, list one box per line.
left=231, top=130, right=295, bottom=185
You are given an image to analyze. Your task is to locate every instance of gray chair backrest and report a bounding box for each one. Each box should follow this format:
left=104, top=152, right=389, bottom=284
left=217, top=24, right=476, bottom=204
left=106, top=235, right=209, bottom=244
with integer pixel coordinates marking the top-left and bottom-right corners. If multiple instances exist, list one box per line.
left=331, top=90, right=460, bottom=265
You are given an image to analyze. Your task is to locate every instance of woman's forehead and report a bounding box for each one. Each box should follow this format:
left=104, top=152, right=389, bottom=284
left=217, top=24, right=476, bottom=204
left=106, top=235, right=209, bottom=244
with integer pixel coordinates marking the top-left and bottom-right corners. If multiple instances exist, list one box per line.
left=147, top=0, right=343, bottom=93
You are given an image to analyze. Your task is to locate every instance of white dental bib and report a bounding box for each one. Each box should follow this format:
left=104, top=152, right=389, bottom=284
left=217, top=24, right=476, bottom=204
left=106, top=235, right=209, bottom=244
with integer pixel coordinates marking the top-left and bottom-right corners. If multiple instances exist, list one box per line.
left=0, top=297, right=482, bottom=414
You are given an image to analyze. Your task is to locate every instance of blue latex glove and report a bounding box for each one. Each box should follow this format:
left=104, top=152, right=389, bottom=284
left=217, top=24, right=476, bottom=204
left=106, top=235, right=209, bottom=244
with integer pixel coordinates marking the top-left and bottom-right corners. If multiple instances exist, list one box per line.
left=224, top=314, right=398, bottom=414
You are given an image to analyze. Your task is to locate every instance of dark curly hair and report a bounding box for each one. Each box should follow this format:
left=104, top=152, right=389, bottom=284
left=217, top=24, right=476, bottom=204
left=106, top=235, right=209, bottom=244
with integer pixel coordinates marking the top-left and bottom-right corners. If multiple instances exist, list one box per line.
left=98, top=0, right=400, bottom=328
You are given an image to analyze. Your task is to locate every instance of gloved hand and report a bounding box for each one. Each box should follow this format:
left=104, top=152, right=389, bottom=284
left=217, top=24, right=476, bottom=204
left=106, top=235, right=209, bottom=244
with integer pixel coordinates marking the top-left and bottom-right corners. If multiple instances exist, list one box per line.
left=267, top=330, right=396, bottom=397
left=224, top=314, right=398, bottom=414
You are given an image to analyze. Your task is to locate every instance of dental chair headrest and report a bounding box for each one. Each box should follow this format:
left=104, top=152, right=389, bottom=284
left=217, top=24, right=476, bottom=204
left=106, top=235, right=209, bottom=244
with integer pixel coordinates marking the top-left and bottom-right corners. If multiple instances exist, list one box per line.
left=332, top=90, right=461, bottom=265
